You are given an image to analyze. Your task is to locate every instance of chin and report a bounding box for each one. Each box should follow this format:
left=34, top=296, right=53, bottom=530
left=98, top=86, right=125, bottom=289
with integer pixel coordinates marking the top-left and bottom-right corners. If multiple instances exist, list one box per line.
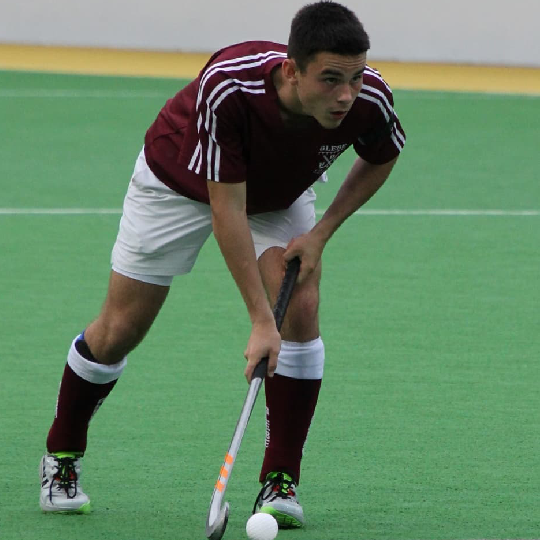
left=318, top=118, right=342, bottom=129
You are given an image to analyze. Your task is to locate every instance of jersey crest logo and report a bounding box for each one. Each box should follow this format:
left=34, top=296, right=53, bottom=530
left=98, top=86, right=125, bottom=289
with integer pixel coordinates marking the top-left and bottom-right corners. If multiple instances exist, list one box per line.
left=314, top=143, right=349, bottom=176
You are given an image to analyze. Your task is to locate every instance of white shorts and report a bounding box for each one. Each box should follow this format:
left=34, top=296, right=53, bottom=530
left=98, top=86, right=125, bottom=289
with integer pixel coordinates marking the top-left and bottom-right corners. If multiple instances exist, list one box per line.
left=111, top=149, right=317, bottom=286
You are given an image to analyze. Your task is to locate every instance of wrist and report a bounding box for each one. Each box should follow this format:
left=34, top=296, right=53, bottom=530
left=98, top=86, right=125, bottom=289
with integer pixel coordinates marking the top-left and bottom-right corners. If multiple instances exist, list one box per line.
left=249, top=304, right=275, bottom=326
left=310, top=221, right=334, bottom=245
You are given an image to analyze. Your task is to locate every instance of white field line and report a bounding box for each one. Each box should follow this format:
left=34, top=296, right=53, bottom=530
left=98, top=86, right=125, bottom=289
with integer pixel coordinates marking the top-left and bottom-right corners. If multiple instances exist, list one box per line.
left=0, top=208, right=122, bottom=215
left=318, top=209, right=540, bottom=216
left=398, top=90, right=540, bottom=99
left=0, top=89, right=170, bottom=99
left=0, top=208, right=539, bottom=216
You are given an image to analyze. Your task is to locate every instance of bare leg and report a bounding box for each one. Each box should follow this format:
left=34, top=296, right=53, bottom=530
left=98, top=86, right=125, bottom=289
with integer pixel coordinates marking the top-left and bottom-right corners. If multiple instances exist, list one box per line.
left=84, top=270, right=170, bottom=364
left=257, top=247, right=321, bottom=342
left=46, top=270, right=171, bottom=455
left=257, top=247, right=324, bottom=486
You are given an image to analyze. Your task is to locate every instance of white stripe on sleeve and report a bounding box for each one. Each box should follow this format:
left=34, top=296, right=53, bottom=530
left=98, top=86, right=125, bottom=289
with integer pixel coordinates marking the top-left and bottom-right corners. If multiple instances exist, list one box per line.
left=357, top=93, right=404, bottom=153
left=197, top=52, right=285, bottom=109
left=190, top=51, right=285, bottom=180
left=195, top=79, right=266, bottom=181
left=188, top=141, right=202, bottom=172
left=361, top=84, right=394, bottom=119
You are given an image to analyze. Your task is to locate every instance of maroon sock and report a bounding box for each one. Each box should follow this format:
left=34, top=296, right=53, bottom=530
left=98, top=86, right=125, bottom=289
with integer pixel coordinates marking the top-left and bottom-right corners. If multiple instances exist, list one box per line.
left=46, top=363, right=117, bottom=454
left=260, top=373, right=322, bottom=484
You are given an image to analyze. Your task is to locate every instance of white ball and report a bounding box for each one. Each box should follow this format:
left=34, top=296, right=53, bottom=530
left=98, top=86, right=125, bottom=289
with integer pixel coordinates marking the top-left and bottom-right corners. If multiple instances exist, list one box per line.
left=246, top=512, right=278, bottom=540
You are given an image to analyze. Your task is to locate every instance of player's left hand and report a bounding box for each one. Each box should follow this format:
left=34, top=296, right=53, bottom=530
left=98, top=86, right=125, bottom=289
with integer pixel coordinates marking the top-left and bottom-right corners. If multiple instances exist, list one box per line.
left=283, top=232, right=324, bottom=283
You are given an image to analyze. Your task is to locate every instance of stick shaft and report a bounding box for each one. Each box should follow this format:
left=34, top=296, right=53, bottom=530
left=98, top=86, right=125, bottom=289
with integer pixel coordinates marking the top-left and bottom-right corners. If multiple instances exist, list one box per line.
left=206, top=257, right=301, bottom=537
left=251, top=256, right=301, bottom=381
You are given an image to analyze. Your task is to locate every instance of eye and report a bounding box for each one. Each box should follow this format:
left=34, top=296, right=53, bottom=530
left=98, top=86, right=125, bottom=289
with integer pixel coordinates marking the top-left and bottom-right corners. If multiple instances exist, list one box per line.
left=324, top=77, right=339, bottom=85
left=351, top=74, right=363, bottom=84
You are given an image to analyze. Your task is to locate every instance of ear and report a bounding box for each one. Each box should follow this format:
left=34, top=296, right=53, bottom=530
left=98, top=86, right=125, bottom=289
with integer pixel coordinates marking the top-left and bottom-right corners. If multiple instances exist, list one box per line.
left=282, top=58, right=299, bottom=86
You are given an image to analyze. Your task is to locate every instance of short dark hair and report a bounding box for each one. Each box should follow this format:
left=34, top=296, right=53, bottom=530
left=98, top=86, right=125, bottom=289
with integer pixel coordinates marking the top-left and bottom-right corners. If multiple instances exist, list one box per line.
left=288, top=1, right=370, bottom=72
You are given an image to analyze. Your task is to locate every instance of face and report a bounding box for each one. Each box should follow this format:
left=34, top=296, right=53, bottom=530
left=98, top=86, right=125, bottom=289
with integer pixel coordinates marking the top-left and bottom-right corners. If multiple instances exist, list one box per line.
left=286, top=52, right=367, bottom=129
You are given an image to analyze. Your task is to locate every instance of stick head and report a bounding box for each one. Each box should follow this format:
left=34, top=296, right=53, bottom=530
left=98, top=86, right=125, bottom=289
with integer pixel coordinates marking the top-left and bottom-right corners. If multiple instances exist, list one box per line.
left=206, top=501, right=229, bottom=540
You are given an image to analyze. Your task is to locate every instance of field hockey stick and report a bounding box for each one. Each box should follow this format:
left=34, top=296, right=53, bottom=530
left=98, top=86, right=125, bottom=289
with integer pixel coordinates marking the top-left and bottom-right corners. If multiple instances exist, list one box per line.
left=205, top=256, right=301, bottom=540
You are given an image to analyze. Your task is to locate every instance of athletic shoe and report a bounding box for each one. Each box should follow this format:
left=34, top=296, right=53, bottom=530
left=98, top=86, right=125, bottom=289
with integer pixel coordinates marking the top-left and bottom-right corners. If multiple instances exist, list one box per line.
left=252, top=472, right=305, bottom=528
left=40, top=453, right=91, bottom=513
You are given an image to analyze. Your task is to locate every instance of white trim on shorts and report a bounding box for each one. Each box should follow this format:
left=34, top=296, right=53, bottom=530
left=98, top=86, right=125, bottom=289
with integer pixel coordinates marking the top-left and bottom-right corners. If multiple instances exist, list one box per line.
left=110, top=267, right=174, bottom=287
left=111, top=148, right=317, bottom=286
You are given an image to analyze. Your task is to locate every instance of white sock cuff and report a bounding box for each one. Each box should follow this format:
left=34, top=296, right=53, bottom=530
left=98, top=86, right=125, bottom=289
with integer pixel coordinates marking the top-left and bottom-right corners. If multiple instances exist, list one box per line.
left=67, top=337, right=127, bottom=384
left=275, top=337, right=325, bottom=380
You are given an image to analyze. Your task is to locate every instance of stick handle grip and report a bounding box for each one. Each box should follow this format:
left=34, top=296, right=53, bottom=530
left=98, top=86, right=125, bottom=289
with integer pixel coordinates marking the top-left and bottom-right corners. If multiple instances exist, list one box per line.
left=251, top=257, right=301, bottom=381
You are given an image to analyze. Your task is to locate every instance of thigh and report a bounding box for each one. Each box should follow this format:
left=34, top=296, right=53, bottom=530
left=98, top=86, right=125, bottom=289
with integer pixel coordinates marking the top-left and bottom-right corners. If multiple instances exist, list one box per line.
left=248, top=187, right=316, bottom=260
left=111, top=149, right=213, bottom=282
left=249, top=188, right=320, bottom=340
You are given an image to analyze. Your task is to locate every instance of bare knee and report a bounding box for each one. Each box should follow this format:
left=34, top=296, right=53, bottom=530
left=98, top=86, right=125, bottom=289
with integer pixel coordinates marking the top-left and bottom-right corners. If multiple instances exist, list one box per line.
left=84, top=272, right=169, bottom=365
left=282, top=285, right=320, bottom=341
left=85, top=314, right=148, bottom=365
left=258, top=249, right=321, bottom=342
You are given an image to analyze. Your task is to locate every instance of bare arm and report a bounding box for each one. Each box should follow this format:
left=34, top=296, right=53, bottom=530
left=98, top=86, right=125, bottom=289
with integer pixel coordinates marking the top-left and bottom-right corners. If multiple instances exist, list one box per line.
left=314, top=156, right=397, bottom=242
left=285, top=156, right=398, bottom=280
left=207, top=180, right=281, bottom=382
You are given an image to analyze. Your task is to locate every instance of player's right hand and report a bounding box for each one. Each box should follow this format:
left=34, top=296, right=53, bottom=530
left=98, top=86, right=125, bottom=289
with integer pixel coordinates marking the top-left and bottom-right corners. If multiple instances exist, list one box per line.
left=243, top=320, right=281, bottom=383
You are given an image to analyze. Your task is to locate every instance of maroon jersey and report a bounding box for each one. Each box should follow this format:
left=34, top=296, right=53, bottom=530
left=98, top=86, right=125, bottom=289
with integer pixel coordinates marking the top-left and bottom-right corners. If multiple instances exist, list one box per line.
left=144, top=41, right=406, bottom=214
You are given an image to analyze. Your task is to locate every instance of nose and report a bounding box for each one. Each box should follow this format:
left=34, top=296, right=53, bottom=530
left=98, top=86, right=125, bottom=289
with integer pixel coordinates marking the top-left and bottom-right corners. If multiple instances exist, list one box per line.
left=337, top=84, right=354, bottom=104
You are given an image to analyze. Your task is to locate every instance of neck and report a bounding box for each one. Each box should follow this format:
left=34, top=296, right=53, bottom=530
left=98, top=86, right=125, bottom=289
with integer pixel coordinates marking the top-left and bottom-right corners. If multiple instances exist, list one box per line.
left=272, top=65, right=311, bottom=125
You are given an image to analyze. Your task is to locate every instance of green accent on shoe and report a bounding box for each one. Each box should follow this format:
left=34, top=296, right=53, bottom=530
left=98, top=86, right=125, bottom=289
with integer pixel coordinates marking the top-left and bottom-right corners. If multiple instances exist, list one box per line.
left=258, top=506, right=303, bottom=529
left=264, top=472, right=295, bottom=496
left=51, top=452, right=83, bottom=459
left=266, top=472, right=293, bottom=482
left=42, top=501, right=92, bottom=515
left=76, top=501, right=92, bottom=514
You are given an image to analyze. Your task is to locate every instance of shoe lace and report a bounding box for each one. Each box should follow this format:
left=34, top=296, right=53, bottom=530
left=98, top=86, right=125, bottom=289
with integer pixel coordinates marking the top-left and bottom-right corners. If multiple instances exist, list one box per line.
left=252, top=472, right=296, bottom=515
left=49, top=457, right=78, bottom=501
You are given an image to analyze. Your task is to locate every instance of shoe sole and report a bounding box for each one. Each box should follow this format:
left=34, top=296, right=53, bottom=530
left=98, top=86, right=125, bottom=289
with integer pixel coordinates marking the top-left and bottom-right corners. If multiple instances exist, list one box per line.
left=41, top=501, right=92, bottom=515
left=258, top=507, right=303, bottom=528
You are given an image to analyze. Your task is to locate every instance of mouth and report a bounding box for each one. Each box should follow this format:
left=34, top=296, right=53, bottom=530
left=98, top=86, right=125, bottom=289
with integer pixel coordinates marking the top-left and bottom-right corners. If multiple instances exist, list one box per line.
left=330, top=110, right=348, bottom=119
